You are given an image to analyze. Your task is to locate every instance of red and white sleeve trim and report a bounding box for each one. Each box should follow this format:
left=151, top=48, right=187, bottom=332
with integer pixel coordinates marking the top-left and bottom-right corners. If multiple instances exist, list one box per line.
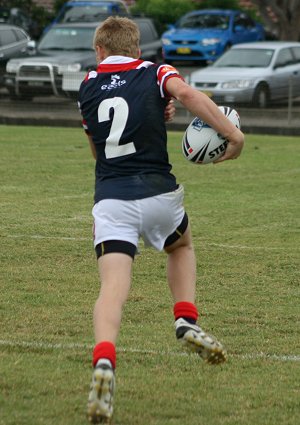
left=157, top=64, right=184, bottom=98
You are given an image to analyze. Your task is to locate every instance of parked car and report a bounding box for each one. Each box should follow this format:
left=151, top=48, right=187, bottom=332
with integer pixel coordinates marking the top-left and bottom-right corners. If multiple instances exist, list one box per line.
left=4, top=17, right=162, bottom=99
left=0, top=24, right=31, bottom=87
left=0, top=7, right=40, bottom=39
left=44, top=0, right=129, bottom=33
left=162, top=9, right=265, bottom=64
left=189, top=41, right=300, bottom=108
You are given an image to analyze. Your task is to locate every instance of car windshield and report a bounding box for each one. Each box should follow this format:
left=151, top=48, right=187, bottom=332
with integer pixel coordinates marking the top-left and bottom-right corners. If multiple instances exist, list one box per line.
left=38, top=27, right=95, bottom=51
left=58, top=6, right=113, bottom=23
left=177, top=13, right=229, bottom=30
left=213, top=48, right=275, bottom=67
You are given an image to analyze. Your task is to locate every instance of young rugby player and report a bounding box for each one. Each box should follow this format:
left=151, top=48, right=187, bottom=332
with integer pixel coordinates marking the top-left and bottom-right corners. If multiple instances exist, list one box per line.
left=78, top=16, right=244, bottom=424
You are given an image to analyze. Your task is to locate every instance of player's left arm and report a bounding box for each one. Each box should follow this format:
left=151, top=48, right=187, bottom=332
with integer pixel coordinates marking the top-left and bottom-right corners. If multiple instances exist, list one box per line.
left=87, top=134, right=97, bottom=159
left=81, top=116, right=97, bottom=159
left=164, top=99, right=175, bottom=122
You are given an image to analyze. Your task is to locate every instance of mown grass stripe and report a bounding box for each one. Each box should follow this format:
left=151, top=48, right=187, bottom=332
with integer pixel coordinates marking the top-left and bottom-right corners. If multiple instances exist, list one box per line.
left=1, top=234, right=292, bottom=250
left=1, top=339, right=299, bottom=362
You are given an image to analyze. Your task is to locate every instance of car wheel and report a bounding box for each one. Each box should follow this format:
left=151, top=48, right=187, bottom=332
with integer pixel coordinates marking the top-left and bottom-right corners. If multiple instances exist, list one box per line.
left=152, top=51, right=163, bottom=64
left=252, top=84, right=270, bottom=108
left=8, top=89, right=33, bottom=101
left=224, top=43, right=231, bottom=52
left=66, top=91, right=79, bottom=101
left=7, top=89, right=19, bottom=100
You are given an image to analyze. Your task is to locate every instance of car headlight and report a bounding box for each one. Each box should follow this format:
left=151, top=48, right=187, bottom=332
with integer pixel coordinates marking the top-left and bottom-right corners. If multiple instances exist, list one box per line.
left=221, top=80, right=255, bottom=89
left=58, top=63, right=82, bottom=74
left=201, top=38, right=221, bottom=46
left=6, top=62, right=19, bottom=73
left=162, top=38, right=172, bottom=45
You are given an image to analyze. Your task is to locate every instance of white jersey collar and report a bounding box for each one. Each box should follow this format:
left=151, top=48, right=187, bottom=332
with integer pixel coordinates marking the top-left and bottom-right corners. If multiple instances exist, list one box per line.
left=101, top=56, right=137, bottom=64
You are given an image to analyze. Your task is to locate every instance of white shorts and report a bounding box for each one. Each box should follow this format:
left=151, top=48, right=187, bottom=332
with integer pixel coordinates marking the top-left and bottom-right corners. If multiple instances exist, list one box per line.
left=92, top=185, right=185, bottom=252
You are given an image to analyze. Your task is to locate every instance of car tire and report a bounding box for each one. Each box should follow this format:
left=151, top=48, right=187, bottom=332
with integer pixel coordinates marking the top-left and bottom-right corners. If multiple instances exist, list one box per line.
left=154, top=49, right=163, bottom=64
left=8, top=89, right=33, bottom=101
left=252, top=83, right=270, bottom=108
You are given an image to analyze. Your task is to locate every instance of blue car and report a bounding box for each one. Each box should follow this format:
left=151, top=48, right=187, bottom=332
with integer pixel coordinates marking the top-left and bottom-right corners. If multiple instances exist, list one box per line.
left=162, top=9, right=265, bottom=63
left=44, top=0, right=129, bottom=33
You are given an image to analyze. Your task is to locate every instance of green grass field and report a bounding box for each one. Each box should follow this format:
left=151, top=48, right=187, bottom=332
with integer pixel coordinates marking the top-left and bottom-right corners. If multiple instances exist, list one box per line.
left=0, top=125, right=299, bottom=425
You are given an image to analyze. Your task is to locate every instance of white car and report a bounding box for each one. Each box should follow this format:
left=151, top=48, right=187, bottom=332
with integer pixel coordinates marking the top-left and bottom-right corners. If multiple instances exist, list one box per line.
left=189, top=41, right=300, bottom=108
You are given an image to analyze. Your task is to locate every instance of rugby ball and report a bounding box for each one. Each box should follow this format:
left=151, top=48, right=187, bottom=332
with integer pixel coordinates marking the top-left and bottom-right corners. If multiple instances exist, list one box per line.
left=182, top=106, right=241, bottom=164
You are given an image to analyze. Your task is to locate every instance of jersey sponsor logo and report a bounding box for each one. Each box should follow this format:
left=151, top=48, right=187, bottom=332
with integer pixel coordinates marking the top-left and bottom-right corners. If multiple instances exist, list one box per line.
left=88, top=70, right=97, bottom=79
left=160, top=65, right=179, bottom=74
left=101, top=74, right=127, bottom=91
left=208, top=140, right=228, bottom=159
left=191, top=117, right=211, bottom=131
left=157, top=65, right=180, bottom=79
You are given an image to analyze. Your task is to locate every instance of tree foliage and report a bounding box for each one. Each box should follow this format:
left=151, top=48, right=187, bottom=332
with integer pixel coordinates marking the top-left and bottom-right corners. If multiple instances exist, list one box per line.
left=250, top=0, right=300, bottom=40
left=0, top=0, right=53, bottom=38
left=196, top=0, right=240, bottom=9
left=131, top=0, right=257, bottom=33
left=131, top=0, right=195, bottom=33
left=2, top=0, right=300, bottom=41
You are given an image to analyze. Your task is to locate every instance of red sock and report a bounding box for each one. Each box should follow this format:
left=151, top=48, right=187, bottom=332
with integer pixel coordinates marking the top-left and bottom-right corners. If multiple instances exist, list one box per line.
left=93, top=341, right=116, bottom=369
left=174, top=301, right=199, bottom=322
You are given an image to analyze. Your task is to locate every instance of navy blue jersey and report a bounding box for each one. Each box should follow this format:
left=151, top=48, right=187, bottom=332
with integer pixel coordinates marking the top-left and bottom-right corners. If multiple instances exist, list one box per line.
left=78, top=58, right=183, bottom=202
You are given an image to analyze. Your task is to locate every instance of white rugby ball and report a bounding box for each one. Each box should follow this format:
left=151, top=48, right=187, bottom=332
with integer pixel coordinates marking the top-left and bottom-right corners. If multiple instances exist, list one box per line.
left=182, top=106, right=241, bottom=164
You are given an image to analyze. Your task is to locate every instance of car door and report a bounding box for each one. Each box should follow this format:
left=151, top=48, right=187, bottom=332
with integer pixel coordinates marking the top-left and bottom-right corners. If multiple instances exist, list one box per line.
left=0, top=27, right=28, bottom=59
left=290, top=46, right=300, bottom=97
left=0, top=28, right=20, bottom=79
left=0, top=27, right=28, bottom=82
left=232, top=13, right=261, bottom=43
left=272, top=47, right=298, bottom=100
left=137, top=19, right=161, bottom=62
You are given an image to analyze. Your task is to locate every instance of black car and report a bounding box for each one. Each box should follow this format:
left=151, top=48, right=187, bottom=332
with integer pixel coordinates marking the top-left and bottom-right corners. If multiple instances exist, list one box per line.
left=0, top=23, right=31, bottom=86
left=0, top=7, right=40, bottom=39
left=4, top=18, right=162, bottom=99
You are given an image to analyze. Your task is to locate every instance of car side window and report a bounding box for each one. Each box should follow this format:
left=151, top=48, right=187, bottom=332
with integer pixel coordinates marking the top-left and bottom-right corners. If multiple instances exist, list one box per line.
left=0, top=28, right=18, bottom=46
left=244, top=17, right=255, bottom=29
left=275, top=48, right=294, bottom=67
left=13, top=29, right=28, bottom=41
left=291, top=46, right=300, bottom=63
left=139, top=22, right=154, bottom=44
left=117, top=4, right=127, bottom=14
left=234, top=13, right=254, bottom=29
left=234, top=14, right=245, bottom=28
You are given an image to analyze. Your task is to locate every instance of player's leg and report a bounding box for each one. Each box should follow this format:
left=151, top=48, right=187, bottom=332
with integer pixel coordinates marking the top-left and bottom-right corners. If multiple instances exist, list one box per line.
left=88, top=199, right=139, bottom=423
left=88, top=249, right=134, bottom=424
left=94, top=251, right=133, bottom=344
left=164, top=224, right=227, bottom=365
left=164, top=222, right=196, bottom=303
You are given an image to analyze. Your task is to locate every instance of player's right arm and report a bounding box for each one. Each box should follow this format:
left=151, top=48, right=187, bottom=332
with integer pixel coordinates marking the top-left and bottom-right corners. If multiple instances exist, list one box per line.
left=165, top=77, right=244, bottom=162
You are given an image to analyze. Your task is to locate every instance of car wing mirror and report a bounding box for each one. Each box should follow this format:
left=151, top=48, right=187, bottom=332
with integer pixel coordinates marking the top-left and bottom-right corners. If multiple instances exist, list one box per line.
left=27, top=40, right=37, bottom=55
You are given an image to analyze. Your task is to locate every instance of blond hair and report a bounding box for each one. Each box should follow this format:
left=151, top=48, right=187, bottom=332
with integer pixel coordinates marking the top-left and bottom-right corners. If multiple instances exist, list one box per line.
left=93, top=16, right=140, bottom=58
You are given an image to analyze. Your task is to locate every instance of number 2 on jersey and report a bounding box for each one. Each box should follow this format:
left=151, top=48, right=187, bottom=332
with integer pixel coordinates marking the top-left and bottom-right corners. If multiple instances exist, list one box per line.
left=98, top=97, right=136, bottom=159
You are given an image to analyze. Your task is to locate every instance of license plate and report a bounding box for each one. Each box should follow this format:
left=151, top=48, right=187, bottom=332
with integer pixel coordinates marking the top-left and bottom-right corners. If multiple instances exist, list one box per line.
left=28, top=81, right=44, bottom=87
left=202, top=90, right=213, bottom=98
left=176, top=47, right=191, bottom=54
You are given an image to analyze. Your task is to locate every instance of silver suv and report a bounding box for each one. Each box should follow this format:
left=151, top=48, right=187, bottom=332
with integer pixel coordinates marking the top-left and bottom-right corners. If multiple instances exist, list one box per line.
left=4, top=18, right=162, bottom=100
